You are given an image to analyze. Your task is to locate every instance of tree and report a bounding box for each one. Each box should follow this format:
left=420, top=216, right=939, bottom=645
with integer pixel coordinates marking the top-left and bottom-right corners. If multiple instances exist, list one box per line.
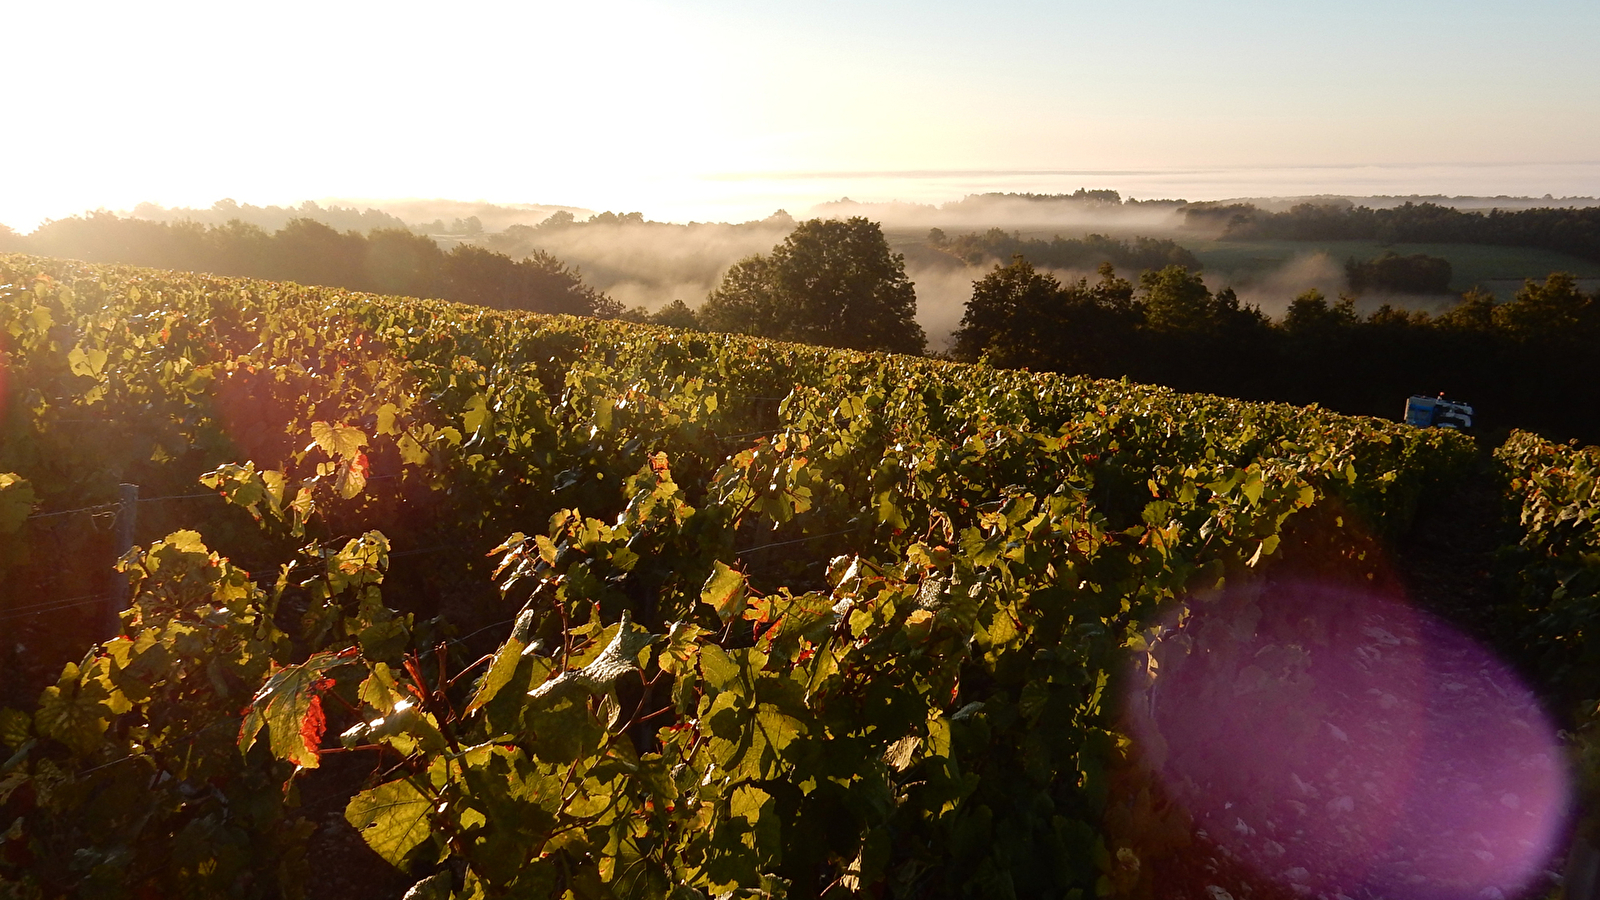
left=1282, top=288, right=1357, bottom=335
left=1345, top=252, right=1452, bottom=295
left=620, top=299, right=701, bottom=330
left=951, top=256, right=1071, bottom=366
left=951, top=258, right=1139, bottom=376
left=268, top=218, right=365, bottom=287
left=1139, top=265, right=1216, bottom=333
left=700, top=217, right=926, bottom=355
left=1435, top=287, right=1497, bottom=332
left=1492, top=272, right=1596, bottom=342
left=648, top=299, right=701, bottom=330
left=442, top=245, right=620, bottom=317
left=364, top=227, right=445, bottom=298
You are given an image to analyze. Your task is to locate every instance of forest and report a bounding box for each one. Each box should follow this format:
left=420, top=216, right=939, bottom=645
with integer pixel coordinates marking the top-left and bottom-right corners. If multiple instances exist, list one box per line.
left=0, top=213, right=617, bottom=318
left=1184, top=201, right=1600, bottom=263
left=946, top=258, right=1600, bottom=445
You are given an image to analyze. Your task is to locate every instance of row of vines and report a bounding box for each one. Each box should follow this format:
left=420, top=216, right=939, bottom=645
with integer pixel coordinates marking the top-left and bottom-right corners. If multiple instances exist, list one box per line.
left=0, top=254, right=1477, bottom=899
left=1495, top=432, right=1600, bottom=848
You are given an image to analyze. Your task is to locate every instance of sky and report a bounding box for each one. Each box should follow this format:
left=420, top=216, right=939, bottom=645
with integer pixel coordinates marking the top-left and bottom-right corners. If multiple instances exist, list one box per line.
left=3, top=0, right=1598, bottom=230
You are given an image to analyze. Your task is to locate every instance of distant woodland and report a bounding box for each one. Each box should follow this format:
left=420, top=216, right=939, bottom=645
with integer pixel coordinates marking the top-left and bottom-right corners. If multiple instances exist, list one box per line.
left=0, top=213, right=618, bottom=317
left=1187, top=201, right=1600, bottom=263
left=927, top=228, right=1201, bottom=273
left=949, top=258, right=1600, bottom=444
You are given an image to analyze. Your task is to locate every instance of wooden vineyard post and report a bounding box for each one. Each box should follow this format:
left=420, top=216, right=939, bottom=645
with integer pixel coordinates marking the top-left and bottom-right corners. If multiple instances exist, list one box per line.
left=107, top=483, right=138, bottom=638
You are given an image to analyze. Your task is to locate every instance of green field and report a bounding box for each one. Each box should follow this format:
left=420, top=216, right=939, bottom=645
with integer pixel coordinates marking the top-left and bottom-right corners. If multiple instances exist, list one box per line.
left=1184, top=238, right=1600, bottom=298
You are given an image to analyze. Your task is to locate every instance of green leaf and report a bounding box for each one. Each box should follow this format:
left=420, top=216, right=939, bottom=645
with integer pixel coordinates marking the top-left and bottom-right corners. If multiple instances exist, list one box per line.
left=702, top=561, right=748, bottom=622
left=398, top=432, right=431, bottom=466
left=1241, top=470, right=1265, bottom=506
left=67, top=345, right=107, bottom=377
left=698, top=644, right=741, bottom=692
left=358, top=617, right=409, bottom=661
left=376, top=402, right=400, bottom=437
left=0, top=708, right=29, bottom=749
left=34, top=665, right=111, bottom=754
left=463, top=393, right=493, bottom=437
left=658, top=621, right=704, bottom=677
left=334, top=454, right=371, bottom=499
left=729, top=783, right=772, bottom=824
left=239, top=652, right=346, bottom=769
left=359, top=663, right=405, bottom=713
left=311, top=421, right=368, bottom=461
left=327, top=532, right=389, bottom=592
left=0, top=474, right=35, bottom=535
left=345, top=778, right=434, bottom=866
left=466, top=610, right=533, bottom=714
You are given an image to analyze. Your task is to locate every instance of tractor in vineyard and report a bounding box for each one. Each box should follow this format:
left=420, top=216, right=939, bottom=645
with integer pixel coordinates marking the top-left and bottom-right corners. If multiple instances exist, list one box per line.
left=1405, top=393, right=1474, bottom=430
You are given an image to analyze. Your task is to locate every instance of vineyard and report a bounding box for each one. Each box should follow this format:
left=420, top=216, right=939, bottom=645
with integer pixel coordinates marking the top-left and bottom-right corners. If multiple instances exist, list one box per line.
left=0, top=253, right=1593, bottom=899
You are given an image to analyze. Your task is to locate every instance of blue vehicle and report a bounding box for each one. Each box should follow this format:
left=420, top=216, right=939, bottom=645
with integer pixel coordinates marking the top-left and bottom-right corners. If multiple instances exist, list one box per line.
left=1404, top=394, right=1474, bottom=430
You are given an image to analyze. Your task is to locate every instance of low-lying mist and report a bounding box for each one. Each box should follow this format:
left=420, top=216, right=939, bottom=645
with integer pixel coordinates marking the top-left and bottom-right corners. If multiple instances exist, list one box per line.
left=820, top=191, right=1196, bottom=240
left=482, top=212, right=796, bottom=312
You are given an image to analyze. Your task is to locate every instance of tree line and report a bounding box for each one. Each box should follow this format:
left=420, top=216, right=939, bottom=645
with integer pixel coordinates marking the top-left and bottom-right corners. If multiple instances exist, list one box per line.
left=1186, top=201, right=1600, bottom=263
left=0, top=213, right=619, bottom=317
left=633, top=218, right=1600, bottom=448
left=950, top=257, right=1600, bottom=444
left=927, top=227, right=1201, bottom=273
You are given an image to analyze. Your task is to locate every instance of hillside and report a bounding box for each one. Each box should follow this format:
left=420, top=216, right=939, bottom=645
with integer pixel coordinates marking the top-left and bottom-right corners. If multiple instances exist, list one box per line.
left=0, top=254, right=1593, bottom=900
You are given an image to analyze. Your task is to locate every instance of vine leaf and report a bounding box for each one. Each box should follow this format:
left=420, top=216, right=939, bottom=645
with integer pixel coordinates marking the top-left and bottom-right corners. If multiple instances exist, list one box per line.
left=466, top=609, right=534, bottom=714
left=67, top=345, right=107, bottom=377
left=702, top=561, right=748, bottom=622
left=335, top=452, right=371, bottom=499
left=346, top=777, right=434, bottom=866
left=33, top=664, right=111, bottom=754
left=0, top=474, right=36, bottom=534
left=0, top=707, right=30, bottom=748
left=311, top=421, right=368, bottom=461
left=463, top=393, right=493, bottom=437
left=239, top=652, right=347, bottom=769
left=529, top=610, right=656, bottom=703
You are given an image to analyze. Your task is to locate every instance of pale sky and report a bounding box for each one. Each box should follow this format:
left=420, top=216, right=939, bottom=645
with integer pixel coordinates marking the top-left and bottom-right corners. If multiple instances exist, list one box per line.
left=4, top=0, right=1597, bottom=229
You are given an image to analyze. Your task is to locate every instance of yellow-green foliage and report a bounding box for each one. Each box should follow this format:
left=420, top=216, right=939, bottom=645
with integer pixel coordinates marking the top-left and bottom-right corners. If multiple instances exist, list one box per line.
left=0, top=254, right=1475, bottom=899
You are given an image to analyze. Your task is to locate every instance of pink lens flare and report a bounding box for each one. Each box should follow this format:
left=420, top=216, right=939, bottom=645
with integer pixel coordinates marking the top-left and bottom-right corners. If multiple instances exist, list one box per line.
left=1126, top=581, right=1571, bottom=899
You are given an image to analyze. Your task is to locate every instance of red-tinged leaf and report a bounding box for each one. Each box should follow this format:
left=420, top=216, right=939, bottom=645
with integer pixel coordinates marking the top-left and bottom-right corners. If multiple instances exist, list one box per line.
left=300, top=694, right=327, bottom=764
left=239, top=652, right=348, bottom=770
left=335, top=454, right=369, bottom=500
left=701, top=561, right=748, bottom=623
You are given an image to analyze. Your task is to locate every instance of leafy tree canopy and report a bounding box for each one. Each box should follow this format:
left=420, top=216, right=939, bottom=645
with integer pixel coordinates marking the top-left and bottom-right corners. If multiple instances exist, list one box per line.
left=701, top=217, right=926, bottom=355
left=18, top=212, right=618, bottom=318
left=930, top=227, right=1201, bottom=273
left=1345, top=252, right=1453, bottom=295
left=1492, top=271, right=1596, bottom=341
left=951, top=258, right=1137, bottom=374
